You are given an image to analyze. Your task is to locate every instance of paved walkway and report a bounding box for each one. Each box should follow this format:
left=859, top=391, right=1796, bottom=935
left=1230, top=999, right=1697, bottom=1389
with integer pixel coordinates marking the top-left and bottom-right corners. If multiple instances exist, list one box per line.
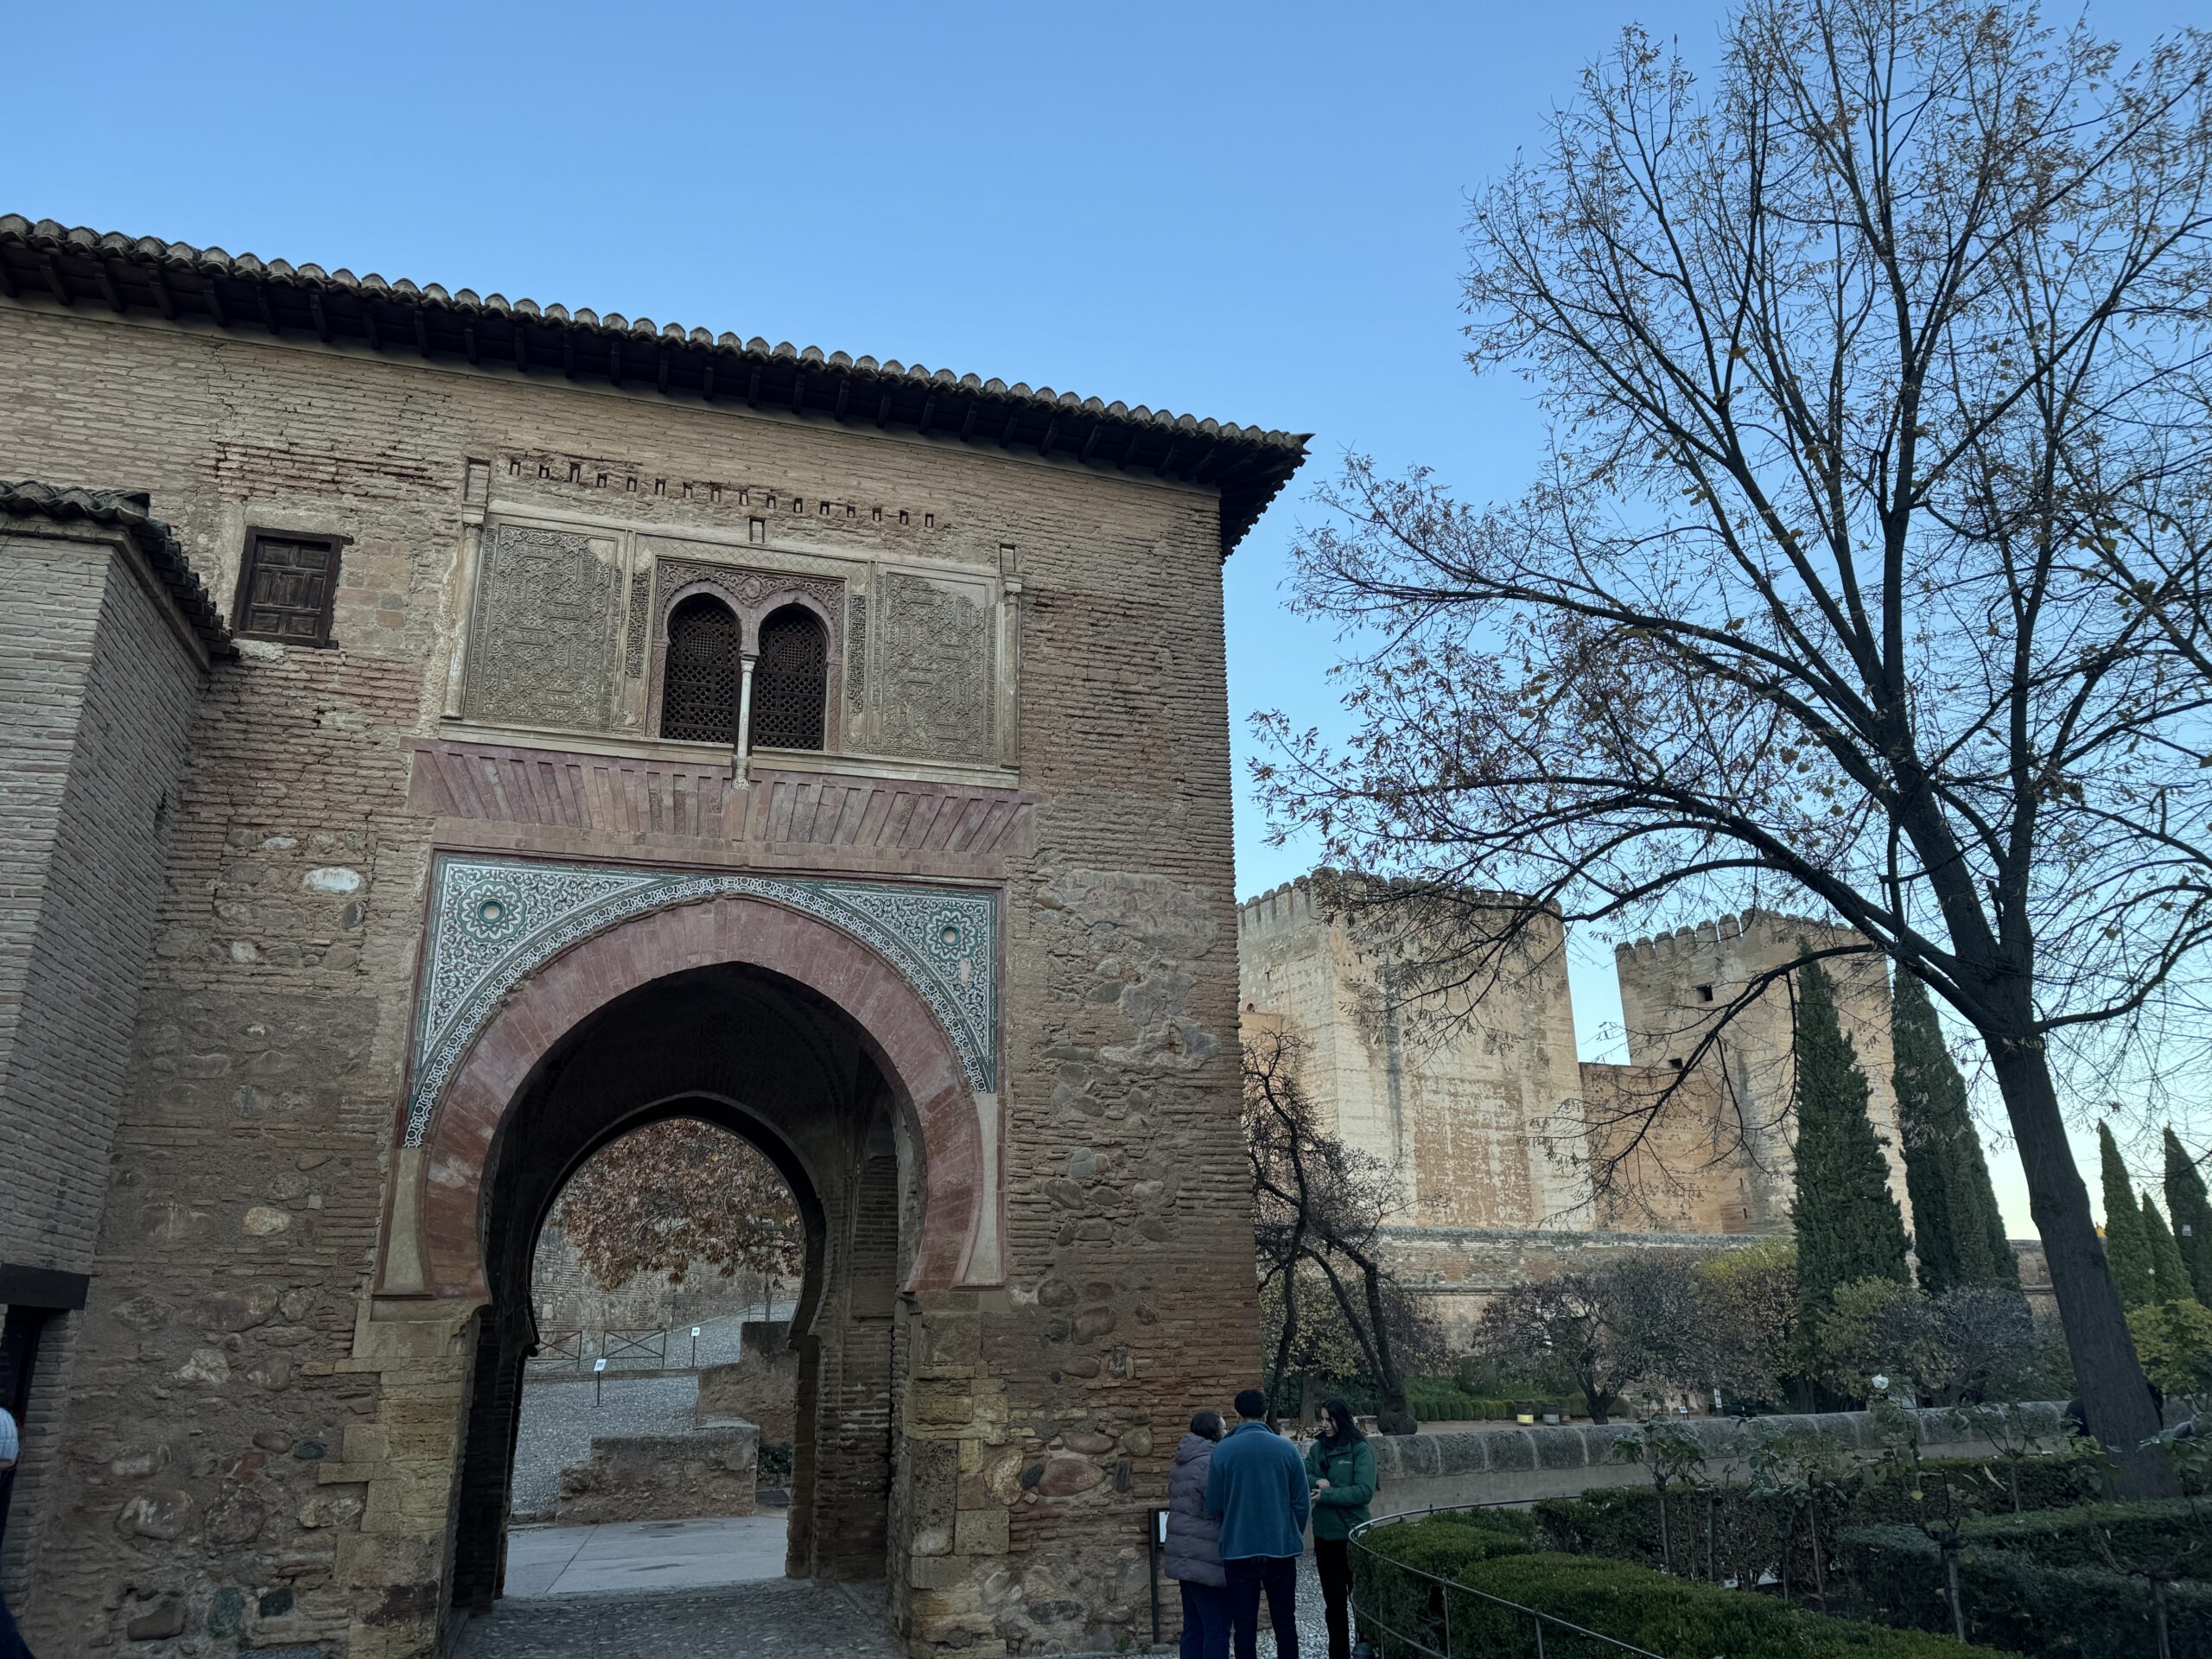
left=506, top=1515, right=790, bottom=1598
left=451, top=1579, right=898, bottom=1657
left=458, top=1544, right=1332, bottom=1657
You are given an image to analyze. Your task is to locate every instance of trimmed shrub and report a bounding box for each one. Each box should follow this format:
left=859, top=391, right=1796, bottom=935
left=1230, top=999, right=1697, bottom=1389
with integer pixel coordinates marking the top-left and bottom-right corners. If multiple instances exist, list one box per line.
left=1840, top=1522, right=2212, bottom=1658
left=1961, top=1498, right=2207, bottom=1576
left=1433, top=1503, right=1535, bottom=1539
left=1535, top=1484, right=1808, bottom=1588
left=1530, top=1458, right=2120, bottom=1606
left=1404, top=1382, right=1586, bottom=1422
left=1849, top=1456, right=2097, bottom=1520
left=1351, top=1514, right=1532, bottom=1654
left=1368, top=1548, right=2013, bottom=1657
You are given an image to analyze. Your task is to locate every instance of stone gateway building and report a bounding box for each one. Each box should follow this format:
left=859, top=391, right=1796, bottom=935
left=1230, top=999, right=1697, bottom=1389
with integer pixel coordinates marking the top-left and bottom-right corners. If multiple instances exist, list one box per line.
left=0, top=217, right=1306, bottom=1656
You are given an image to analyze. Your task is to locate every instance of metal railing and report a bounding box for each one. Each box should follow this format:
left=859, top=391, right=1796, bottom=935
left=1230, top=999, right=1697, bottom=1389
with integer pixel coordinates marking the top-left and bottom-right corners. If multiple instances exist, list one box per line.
left=526, top=1328, right=583, bottom=1371
left=599, top=1326, right=669, bottom=1369
left=1348, top=1502, right=1669, bottom=1659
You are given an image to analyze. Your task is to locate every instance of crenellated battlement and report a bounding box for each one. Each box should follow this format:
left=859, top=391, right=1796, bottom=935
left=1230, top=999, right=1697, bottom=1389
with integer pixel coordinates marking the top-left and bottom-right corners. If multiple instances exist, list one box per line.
left=1613, top=906, right=1842, bottom=963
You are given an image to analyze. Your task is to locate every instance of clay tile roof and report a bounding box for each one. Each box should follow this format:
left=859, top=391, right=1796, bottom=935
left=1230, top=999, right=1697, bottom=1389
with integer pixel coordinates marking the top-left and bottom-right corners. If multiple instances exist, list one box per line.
left=0, top=215, right=1311, bottom=554
left=0, top=480, right=233, bottom=656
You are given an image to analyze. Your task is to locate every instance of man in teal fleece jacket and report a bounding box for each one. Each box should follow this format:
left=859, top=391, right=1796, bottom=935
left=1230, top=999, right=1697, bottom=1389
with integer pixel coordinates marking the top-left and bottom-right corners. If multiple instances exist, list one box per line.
left=1203, top=1389, right=1307, bottom=1659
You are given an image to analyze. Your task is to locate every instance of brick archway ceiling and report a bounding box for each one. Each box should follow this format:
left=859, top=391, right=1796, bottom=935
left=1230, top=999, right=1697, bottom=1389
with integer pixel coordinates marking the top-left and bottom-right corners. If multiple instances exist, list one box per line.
left=0, top=216, right=1310, bottom=555
left=480, top=972, right=857, bottom=1344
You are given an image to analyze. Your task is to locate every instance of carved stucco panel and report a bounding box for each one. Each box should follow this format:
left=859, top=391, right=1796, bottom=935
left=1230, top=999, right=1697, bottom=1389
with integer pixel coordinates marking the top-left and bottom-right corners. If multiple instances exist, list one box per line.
left=877, top=570, right=993, bottom=762
left=403, top=854, right=1000, bottom=1146
left=462, top=524, right=624, bottom=731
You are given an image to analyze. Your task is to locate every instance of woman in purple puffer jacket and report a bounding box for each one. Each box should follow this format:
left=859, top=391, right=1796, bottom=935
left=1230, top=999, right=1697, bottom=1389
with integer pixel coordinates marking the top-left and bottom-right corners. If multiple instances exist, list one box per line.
left=1163, top=1409, right=1229, bottom=1659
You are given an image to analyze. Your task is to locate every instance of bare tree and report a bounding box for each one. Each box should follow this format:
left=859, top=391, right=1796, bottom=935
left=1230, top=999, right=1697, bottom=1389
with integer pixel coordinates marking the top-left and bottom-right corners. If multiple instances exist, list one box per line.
left=1469, top=1250, right=1708, bottom=1423
left=1256, top=0, right=2212, bottom=1489
left=1245, top=1029, right=1424, bottom=1433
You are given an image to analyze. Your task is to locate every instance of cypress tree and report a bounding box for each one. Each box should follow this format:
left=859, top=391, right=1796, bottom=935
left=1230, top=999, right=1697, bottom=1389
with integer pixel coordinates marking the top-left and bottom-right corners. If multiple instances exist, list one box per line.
left=2162, top=1128, right=2212, bottom=1303
left=1791, top=959, right=1911, bottom=1329
left=1890, top=971, right=2018, bottom=1293
left=2099, top=1122, right=2155, bottom=1310
left=2142, top=1192, right=2190, bottom=1304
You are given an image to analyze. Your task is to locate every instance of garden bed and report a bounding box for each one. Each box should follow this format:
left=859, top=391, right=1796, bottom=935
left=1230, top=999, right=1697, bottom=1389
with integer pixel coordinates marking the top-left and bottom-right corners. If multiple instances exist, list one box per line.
left=1351, top=1515, right=2011, bottom=1657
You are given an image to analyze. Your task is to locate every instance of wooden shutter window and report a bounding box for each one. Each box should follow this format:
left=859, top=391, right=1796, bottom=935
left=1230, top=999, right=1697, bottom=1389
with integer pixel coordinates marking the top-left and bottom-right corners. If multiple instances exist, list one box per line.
left=749, top=604, right=828, bottom=752
left=234, top=531, right=341, bottom=645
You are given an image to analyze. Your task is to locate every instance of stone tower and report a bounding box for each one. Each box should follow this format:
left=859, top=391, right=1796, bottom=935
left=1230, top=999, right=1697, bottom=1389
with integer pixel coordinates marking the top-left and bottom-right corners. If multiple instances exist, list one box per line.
left=1613, top=911, right=1910, bottom=1235
left=1236, top=879, right=1593, bottom=1232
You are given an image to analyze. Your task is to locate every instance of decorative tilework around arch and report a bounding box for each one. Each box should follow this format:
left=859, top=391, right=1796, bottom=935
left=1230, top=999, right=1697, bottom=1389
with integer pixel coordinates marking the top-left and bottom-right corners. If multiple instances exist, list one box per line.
left=404, top=854, right=999, bottom=1147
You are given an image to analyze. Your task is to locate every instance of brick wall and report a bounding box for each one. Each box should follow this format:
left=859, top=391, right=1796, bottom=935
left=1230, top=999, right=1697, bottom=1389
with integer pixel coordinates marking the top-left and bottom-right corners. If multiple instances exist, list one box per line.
left=0, top=515, right=209, bottom=1599
left=0, top=288, right=1261, bottom=1657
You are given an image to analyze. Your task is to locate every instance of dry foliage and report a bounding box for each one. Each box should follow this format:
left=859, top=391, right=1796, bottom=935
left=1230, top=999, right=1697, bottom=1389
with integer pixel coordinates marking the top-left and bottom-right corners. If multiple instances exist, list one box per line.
left=557, top=1118, right=801, bottom=1290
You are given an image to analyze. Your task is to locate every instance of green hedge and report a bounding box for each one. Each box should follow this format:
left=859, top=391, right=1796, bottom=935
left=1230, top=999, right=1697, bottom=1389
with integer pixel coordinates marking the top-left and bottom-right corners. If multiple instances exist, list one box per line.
left=1350, top=1539, right=2012, bottom=1659
left=1529, top=1457, right=2122, bottom=1596
left=1853, top=1457, right=2094, bottom=1521
left=1957, top=1498, right=2206, bottom=1576
left=1394, top=1377, right=1584, bottom=1422
left=1351, top=1513, right=1534, bottom=1654
left=1535, top=1484, right=1808, bottom=1590
left=1840, top=1522, right=2212, bottom=1658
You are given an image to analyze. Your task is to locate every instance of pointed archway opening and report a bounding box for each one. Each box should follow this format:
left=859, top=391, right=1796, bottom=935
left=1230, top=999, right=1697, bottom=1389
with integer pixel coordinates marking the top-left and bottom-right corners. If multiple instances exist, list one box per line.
left=445, top=961, right=919, bottom=1630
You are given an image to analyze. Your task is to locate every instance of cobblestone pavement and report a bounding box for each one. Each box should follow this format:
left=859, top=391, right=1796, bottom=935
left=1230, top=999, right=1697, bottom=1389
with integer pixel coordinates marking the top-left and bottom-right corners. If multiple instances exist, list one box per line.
left=509, top=1374, right=701, bottom=1516
left=451, top=1580, right=899, bottom=1657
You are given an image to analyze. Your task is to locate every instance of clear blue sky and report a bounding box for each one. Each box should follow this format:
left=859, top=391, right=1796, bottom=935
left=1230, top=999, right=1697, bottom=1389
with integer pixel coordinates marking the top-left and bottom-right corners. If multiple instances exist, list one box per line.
left=6, top=0, right=2190, bottom=1226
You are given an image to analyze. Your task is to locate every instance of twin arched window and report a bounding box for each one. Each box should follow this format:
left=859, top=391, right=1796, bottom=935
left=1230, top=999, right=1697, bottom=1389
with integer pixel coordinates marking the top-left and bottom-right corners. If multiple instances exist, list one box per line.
left=659, top=596, right=827, bottom=751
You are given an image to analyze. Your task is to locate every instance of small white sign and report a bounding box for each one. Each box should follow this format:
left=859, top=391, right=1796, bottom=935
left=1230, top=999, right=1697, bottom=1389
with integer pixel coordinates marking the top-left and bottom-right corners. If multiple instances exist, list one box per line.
left=594, top=1358, right=607, bottom=1373
left=692, top=1326, right=702, bottom=1338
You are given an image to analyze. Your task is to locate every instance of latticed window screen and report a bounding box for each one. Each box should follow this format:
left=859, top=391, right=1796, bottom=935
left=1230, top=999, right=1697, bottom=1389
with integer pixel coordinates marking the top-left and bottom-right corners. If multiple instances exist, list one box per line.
left=660, top=595, right=741, bottom=742
left=749, top=605, right=828, bottom=751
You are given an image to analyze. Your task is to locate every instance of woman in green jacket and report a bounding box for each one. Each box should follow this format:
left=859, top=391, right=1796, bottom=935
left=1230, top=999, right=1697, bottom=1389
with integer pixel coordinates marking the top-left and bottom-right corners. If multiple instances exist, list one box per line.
left=1306, top=1398, right=1376, bottom=1659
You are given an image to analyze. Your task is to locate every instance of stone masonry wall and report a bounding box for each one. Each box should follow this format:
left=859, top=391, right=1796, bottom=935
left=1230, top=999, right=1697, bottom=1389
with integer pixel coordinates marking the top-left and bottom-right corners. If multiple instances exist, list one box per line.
left=0, top=288, right=1259, bottom=1658
left=0, top=516, right=209, bottom=1604
left=525, top=1218, right=769, bottom=1349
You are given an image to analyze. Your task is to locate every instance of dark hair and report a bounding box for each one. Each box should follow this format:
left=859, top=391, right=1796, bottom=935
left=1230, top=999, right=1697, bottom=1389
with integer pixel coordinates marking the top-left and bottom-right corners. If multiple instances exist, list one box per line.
left=1319, top=1397, right=1365, bottom=1446
left=1191, top=1409, right=1224, bottom=1441
left=1234, top=1388, right=1269, bottom=1421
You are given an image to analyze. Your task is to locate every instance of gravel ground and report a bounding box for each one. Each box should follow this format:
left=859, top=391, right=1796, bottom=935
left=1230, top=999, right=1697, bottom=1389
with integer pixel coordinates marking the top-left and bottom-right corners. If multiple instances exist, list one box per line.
left=510, top=1374, right=703, bottom=1516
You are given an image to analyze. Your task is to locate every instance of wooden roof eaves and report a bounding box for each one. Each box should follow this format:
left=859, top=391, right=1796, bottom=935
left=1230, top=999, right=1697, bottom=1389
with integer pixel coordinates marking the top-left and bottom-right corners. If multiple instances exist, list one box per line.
left=0, top=218, right=1311, bottom=554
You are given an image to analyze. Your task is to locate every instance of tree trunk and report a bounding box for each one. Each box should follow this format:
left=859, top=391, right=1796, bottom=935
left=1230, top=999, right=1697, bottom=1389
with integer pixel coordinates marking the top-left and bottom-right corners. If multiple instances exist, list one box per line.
left=1944, top=1549, right=1965, bottom=1643
left=1357, top=1256, right=1417, bottom=1436
left=1986, top=1033, right=2172, bottom=1496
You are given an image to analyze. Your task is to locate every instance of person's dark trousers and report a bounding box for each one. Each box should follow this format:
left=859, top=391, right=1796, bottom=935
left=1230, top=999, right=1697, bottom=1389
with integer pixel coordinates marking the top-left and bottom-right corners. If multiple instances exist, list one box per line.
left=1314, top=1537, right=1354, bottom=1659
left=1224, top=1554, right=1298, bottom=1659
left=0, top=1591, right=34, bottom=1659
left=1179, top=1579, right=1230, bottom=1659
